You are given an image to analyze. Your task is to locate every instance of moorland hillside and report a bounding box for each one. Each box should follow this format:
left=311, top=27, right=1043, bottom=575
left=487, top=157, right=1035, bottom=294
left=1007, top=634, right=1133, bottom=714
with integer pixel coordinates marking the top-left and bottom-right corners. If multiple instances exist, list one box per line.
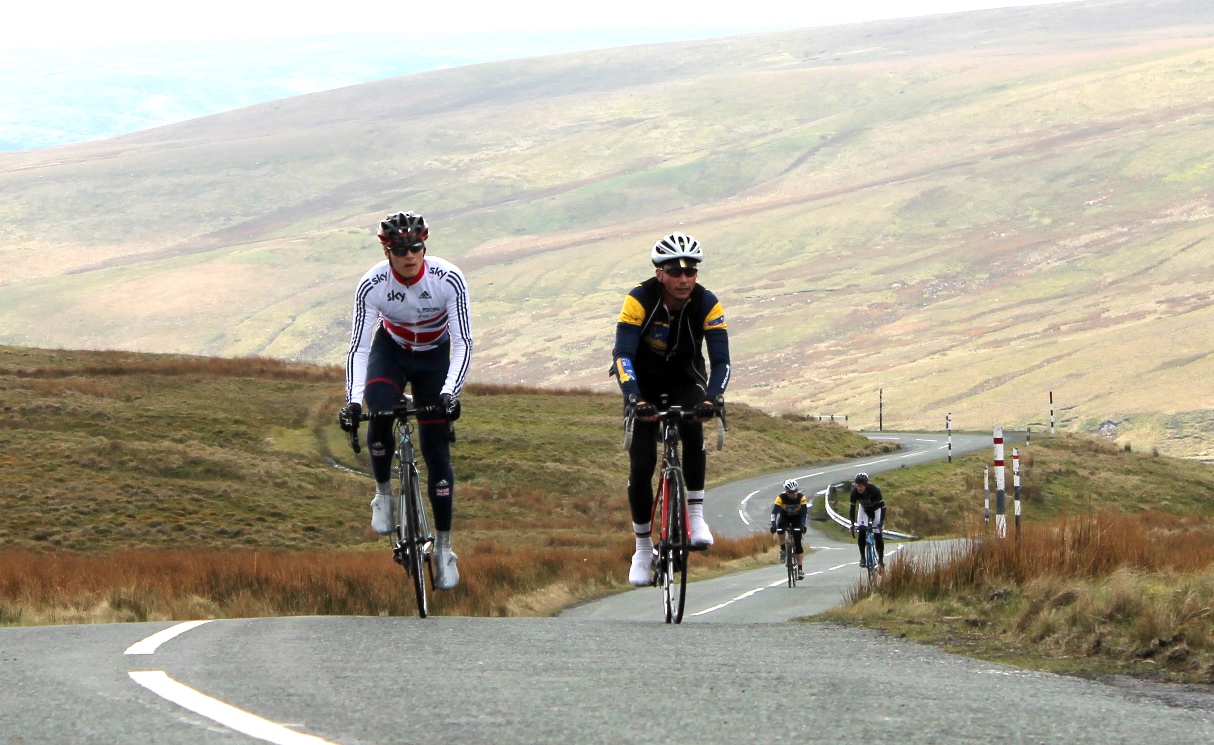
left=1, top=0, right=1211, bottom=456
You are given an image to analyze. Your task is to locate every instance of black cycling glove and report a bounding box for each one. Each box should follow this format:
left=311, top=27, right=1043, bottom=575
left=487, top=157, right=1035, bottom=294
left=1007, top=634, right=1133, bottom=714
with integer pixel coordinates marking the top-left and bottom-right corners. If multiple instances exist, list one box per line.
left=693, top=400, right=718, bottom=419
left=338, top=402, right=362, bottom=432
left=632, top=400, right=658, bottom=419
left=439, top=393, right=461, bottom=420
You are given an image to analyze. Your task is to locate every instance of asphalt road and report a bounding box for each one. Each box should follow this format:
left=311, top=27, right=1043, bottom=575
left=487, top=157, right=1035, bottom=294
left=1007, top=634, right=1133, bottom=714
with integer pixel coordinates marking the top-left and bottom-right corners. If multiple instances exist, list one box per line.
left=4, top=616, right=1213, bottom=744
left=9, top=430, right=1208, bottom=744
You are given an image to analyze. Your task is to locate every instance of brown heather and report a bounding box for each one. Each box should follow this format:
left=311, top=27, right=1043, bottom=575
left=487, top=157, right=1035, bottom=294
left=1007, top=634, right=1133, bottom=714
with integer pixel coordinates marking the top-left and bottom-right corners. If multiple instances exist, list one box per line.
left=0, top=533, right=773, bottom=624
left=828, top=512, right=1214, bottom=683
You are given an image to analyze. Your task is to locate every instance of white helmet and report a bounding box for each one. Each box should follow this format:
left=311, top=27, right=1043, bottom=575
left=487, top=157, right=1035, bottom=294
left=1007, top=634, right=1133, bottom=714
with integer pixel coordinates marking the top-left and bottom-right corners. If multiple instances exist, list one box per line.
left=651, top=232, right=702, bottom=266
left=783, top=479, right=799, bottom=492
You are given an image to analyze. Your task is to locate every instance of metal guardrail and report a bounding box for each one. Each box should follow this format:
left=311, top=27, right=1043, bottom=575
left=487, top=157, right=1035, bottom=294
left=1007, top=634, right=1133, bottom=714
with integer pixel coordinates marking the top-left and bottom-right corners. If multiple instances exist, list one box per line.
left=819, top=481, right=917, bottom=540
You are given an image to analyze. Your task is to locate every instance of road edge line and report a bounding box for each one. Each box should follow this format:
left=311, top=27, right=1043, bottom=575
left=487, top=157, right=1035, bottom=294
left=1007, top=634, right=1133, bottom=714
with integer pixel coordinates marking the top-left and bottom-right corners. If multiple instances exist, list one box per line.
left=125, top=620, right=212, bottom=655
left=128, top=670, right=339, bottom=745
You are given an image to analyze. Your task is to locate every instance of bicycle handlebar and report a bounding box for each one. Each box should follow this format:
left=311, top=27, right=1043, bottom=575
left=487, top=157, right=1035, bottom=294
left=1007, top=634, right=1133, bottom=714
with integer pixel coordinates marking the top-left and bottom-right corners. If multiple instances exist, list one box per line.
left=346, top=401, right=454, bottom=454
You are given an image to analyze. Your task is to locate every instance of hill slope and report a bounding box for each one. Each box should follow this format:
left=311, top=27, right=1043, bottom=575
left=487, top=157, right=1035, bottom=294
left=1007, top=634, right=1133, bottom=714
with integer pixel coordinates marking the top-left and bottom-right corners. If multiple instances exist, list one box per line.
left=0, top=345, right=881, bottom=552
left=1, top=0, right=1212, bottom=456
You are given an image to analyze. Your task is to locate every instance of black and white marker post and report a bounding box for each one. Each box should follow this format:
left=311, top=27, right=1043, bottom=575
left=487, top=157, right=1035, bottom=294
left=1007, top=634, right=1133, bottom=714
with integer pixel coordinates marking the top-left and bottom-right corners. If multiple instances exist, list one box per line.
left=1013, top=447, right=1022, bottom=538
left=879, top=388, right=883, bottom=432
left=994, top=426, right=1007, bottom=539
left=947, top=412, right=953, bottom=463
left=1050, top=391, right=1056, bottom=435
left=984, top=466, right=991, bottom=527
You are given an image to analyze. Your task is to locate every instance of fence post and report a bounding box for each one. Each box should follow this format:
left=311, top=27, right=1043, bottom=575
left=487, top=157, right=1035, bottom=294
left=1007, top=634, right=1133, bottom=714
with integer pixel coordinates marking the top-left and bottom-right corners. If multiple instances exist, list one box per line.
left=984, top=466, right=990, bottom=527
left=947, top=412, right=953, bottom=463
left=1013, top=447, right=1022, bottom=538
left=994, top=427, right=1007, bottom=538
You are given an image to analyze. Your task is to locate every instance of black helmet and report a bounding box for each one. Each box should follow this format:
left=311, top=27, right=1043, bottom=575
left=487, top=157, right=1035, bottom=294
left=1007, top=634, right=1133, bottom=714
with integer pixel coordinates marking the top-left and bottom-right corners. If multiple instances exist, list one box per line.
left=854, top=472, right=869, bottom=485
left=377, top=211, right=429, bottom=248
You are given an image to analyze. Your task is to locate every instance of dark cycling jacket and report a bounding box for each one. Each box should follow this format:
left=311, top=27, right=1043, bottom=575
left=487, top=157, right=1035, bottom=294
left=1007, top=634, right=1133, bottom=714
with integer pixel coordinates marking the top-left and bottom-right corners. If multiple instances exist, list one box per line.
left=849, top=483, right=886, bottom=524
left=770, top=491, right=808, bottom=531
left=611, top=277, right=730, bottom=401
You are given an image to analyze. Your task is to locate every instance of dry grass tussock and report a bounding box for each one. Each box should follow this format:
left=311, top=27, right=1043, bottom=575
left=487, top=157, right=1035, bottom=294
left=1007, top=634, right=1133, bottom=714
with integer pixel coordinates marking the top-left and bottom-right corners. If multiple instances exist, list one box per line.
left=0, top=533, right=771, bottom=625
left=832, top=512, right=1214, bottom=682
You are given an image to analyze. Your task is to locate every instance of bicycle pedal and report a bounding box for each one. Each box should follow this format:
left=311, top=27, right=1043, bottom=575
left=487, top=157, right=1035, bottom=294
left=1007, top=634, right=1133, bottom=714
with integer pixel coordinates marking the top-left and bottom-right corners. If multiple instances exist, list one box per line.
left=687, top=543, right=709, bottom=552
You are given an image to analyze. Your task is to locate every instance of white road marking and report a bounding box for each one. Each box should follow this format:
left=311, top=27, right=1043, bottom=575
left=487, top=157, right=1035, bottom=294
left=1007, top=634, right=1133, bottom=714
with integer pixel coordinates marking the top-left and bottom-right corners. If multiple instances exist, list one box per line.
left=915, top=438, right=938, bottom=442
left=690, top=546, right=908, bottom=617
left=125, top=621, right=211, bottom=655
left=737, top=489, right=763, bottom=525
left=129, top=671, right=338, bottom=745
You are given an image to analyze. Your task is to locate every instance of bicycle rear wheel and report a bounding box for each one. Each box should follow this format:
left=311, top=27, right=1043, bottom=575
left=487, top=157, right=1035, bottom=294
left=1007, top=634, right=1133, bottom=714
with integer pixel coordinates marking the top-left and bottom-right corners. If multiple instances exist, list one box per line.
left=402, top=467, right=429, bottom=618
left=664, top=467, right=689, bottom=624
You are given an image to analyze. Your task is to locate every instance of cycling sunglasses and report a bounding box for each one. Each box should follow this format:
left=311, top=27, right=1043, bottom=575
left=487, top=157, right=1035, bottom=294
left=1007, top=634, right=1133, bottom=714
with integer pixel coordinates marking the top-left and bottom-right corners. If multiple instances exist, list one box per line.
left=661, top=266, right=698, bottom=278
left=387, top=241, right=426, bottom=256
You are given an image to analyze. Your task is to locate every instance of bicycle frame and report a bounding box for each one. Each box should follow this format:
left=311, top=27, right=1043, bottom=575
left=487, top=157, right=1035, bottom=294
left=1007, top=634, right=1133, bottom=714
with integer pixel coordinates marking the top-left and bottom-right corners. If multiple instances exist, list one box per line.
left=353, top=397, right=441, bottom=618
left=781, top=526, right=800, bottom=588
left=861, top=527, right=879, bottom=582
left=650, top=406, right=694, bottom=624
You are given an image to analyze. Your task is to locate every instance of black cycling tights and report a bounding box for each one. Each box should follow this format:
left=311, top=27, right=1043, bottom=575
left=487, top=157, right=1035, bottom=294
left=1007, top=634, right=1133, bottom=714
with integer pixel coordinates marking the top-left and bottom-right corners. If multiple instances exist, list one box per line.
left=363, top=329, right=454, bottom=532
left=366, top=415, right=454, bottom=531
left=857, top=529, right=885, bottom=565
left=780, top=529, right=804, bottom=555
left=627, top=417, right=706, bottom=526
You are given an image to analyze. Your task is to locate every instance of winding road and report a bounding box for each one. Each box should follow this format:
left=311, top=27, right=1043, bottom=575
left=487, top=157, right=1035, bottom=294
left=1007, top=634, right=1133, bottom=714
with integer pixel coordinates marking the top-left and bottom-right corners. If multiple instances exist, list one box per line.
left=5, top=432, right=1213, bottom=744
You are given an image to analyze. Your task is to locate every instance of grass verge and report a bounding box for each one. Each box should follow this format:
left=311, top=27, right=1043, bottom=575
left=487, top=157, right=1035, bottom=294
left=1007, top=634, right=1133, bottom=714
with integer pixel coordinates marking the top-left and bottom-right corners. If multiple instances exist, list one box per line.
left=816, top=512, right=1214, bottom=684
left=866, top=434, right=1214, bottom=538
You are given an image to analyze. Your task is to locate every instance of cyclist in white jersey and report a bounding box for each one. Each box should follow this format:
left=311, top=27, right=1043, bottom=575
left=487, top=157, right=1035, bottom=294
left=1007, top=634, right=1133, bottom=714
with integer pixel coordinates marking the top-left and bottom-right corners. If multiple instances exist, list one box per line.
left=338, top=211, right=473, bottom=590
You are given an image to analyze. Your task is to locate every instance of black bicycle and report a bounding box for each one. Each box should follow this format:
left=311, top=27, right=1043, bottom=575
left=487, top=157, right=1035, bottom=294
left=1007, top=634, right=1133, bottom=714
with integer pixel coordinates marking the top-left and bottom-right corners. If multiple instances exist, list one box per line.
left=625, top=395, right=725, bottom=624
left=348, top=396, right=445, bottom=618
left=860, top=525, right=881, bottom=583
left=780, top=527, right=803, bottom=588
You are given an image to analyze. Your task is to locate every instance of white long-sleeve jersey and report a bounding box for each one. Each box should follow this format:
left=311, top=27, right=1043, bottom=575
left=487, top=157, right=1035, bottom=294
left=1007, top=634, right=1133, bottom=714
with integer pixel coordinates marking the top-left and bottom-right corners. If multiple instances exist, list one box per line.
left=345, top=257, right=473, bottom=405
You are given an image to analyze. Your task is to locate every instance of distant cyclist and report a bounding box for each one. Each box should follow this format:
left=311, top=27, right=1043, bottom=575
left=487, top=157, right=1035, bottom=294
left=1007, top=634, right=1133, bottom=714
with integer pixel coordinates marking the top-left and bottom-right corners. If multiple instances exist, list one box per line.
left=337, top=211, right=473, bottom=590
left=848, top=472, right=885, bottom=569
left=770, top=479, right=808, bottom=580
left=612, top=232, right=731, bottom=586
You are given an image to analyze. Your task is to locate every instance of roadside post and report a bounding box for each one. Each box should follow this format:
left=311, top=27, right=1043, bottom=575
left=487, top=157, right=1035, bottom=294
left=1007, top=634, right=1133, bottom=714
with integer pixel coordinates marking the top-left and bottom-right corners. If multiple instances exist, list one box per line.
left=1013, top=447, right=1022, bottom=538
left=879, top=389, right=883, bottom=432
left=1050, top=391, right=1055, bottom=435
left=994, top=427, right=1007, bottom=538
left=947, top=412, right=953, bottom=463
left=984, top=466, right=990, bottom=527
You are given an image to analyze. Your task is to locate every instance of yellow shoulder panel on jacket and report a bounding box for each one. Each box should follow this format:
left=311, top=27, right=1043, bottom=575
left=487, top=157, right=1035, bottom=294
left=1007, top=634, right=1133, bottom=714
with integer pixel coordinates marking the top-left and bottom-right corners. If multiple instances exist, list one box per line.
left=619, top=294, right=646, bottom=326
left=703, top=301, right=727, bottom=331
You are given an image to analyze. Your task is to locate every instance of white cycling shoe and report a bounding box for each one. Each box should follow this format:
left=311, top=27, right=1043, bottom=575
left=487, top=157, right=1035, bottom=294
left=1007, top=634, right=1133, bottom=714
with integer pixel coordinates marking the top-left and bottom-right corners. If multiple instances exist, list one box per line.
left=433, top=532, right=460, bottom=590
left=370, top=492, right=394, bottom=535
left=688, top=513, right=714, bottom=548
left=629, top=548, right=654, bottom=587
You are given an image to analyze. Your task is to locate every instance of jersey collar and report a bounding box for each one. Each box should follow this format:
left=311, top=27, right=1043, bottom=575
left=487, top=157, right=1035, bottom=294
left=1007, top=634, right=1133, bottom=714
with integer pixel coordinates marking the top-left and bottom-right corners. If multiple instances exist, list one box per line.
left=391, top=260, right=427, bottom=287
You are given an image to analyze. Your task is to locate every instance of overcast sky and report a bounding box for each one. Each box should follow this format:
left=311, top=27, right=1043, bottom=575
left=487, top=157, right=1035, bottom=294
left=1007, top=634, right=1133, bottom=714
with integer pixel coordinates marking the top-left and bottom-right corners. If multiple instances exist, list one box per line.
left=8, top=0, right=1078, bottom=48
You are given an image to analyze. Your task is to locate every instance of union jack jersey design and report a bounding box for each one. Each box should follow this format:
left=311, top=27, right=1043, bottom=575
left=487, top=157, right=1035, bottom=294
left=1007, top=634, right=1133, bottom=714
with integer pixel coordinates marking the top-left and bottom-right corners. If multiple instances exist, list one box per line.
left=345, top=257, right=473, bottom=404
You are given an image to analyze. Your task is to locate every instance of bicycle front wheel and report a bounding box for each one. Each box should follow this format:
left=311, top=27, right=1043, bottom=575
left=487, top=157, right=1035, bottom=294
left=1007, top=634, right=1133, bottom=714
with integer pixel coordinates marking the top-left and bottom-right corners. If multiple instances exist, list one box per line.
left=664, top=467, right=689, bottom=624
left=865, top=539, right=877, bottom=583
left=402, top=468, right=429, bottom=618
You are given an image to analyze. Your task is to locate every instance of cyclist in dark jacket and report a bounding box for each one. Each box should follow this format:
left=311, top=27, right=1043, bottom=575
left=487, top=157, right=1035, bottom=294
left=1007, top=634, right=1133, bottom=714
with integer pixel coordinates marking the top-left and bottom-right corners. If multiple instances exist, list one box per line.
left=612, top=232, right=731, bottom=586
left=848, top=472, right=886, bottom=568
left=770, top=479, right=808, bottom=580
